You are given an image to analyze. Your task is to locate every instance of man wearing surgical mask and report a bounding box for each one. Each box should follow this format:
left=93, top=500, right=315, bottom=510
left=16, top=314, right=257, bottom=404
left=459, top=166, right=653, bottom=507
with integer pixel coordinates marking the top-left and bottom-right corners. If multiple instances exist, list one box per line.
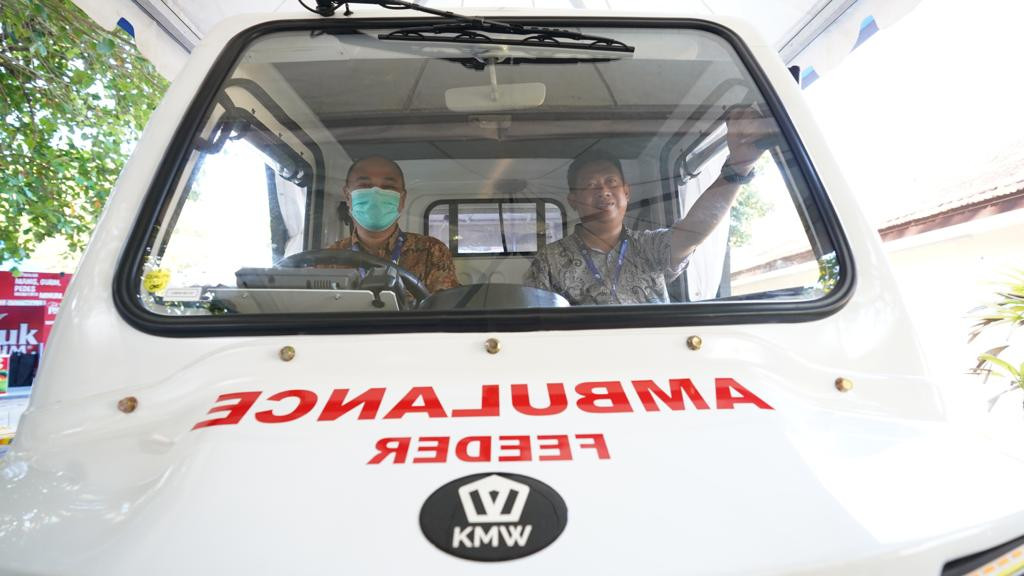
left=329, top=156, right=459, bottom=293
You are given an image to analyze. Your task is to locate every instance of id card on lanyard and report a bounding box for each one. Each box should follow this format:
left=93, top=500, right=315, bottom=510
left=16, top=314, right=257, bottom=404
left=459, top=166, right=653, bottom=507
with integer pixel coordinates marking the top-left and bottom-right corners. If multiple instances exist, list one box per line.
left=352, top=231, right=405, bottom=278
left=577, top=235, right=629, bottom=304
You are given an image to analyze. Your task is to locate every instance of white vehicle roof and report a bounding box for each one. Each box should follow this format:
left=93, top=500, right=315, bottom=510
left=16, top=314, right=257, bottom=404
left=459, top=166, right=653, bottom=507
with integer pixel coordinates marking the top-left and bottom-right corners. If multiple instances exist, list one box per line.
left=74, top=0, right=923, bottom=80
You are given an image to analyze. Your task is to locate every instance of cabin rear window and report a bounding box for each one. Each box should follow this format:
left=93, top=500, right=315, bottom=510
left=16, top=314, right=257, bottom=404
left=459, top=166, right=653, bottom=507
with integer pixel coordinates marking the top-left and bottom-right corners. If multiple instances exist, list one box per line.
left=124, top=19, right=849, bottom=331
left=426, top=199, right=566, bottom=257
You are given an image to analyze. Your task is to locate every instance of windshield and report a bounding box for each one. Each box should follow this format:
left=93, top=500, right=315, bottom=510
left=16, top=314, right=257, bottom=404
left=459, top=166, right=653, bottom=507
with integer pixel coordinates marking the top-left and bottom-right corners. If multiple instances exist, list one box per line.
left=132, top=20, right=844, bottom=325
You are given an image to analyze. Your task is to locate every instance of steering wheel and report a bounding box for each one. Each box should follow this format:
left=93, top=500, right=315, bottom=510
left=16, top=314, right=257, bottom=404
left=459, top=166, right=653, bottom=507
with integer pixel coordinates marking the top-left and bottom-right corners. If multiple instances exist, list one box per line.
left=275, top=249, right=431, bottom=304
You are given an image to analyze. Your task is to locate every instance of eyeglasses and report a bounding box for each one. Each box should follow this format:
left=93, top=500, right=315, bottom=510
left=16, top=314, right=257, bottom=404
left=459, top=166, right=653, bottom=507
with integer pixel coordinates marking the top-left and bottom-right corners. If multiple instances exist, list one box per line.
left=576, top=176, right=623, bottom=192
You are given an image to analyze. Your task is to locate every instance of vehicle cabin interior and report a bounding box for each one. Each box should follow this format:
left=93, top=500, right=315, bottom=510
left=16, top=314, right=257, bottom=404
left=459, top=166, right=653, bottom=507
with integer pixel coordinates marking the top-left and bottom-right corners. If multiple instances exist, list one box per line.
left=139, top=23, right=840, bottom=317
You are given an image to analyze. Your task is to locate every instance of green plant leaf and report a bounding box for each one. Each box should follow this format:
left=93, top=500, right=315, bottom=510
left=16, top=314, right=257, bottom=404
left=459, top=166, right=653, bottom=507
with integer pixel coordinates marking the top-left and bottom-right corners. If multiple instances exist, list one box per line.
left=978, top=354, right=1020, bottom=380
left=0, top=0, right=167, bottom=265
left=96, top=37, right=115, bottom=54
left=969, top=272, right=1024, bottom=391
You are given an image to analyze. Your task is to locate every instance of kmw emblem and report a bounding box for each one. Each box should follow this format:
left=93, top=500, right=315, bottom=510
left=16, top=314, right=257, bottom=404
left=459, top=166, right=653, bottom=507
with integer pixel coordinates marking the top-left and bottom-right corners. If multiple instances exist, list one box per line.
left=420, top=473, right=567, bottom=561
left=454, top=475, right=532, bottom=548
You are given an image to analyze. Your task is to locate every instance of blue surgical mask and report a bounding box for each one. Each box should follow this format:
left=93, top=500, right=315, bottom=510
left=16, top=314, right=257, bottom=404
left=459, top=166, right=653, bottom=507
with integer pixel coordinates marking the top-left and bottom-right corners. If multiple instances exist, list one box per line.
left=350, top=187, right=402, bottom=231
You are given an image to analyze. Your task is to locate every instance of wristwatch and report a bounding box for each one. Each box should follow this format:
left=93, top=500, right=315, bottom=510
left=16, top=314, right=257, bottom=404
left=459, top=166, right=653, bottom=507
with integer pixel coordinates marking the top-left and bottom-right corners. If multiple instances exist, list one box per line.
left=720, top=161, right=756, bottom=185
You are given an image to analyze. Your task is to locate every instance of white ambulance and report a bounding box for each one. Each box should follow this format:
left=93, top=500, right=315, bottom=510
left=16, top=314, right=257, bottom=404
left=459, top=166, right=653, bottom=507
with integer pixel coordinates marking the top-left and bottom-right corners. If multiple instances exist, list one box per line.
left=3, top=2, right=1024, bottom=574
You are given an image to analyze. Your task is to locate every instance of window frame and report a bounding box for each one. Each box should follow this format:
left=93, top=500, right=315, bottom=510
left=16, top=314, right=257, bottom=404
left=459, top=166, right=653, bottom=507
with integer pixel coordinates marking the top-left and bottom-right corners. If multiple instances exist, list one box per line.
left=113, top=16, right=855, bottom=336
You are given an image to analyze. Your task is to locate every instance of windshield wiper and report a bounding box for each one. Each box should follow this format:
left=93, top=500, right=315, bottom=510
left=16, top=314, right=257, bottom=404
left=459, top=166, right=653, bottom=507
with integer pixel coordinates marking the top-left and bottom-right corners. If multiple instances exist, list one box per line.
left=380, top=22, right=634, bottom=53
left=301, top=0, right=635, bottom=54
left=445, top=56, right=620, bottom=70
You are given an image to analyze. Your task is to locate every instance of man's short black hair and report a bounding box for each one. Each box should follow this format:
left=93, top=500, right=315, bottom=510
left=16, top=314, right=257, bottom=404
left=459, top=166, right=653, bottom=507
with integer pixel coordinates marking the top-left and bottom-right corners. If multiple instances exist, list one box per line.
left=567, top=151, right=624, bottom=191
left=345, top=155, right=405, bottom=189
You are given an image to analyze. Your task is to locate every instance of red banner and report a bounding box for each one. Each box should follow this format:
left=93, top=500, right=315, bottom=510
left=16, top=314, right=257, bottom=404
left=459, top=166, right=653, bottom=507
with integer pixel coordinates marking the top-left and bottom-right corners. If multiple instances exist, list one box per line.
left=0, top=271, right=72, bottom=343
left=0, top=305, right=46, bottom=356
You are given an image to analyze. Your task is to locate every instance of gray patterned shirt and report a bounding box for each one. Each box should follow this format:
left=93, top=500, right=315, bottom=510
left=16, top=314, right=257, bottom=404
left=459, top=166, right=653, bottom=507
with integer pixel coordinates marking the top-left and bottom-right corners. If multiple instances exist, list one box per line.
left=524, top=226, right=688, bottom=305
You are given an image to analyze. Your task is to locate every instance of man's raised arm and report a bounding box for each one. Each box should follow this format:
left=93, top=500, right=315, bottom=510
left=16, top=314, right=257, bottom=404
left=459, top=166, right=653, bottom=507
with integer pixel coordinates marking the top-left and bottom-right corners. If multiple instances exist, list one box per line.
left=669, top=107, right=768, bottom=267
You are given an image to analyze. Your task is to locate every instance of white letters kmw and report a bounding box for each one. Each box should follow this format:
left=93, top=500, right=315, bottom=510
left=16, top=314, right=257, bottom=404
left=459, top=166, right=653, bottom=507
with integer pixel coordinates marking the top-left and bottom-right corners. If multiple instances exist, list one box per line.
left=420, top=472, right=566, bottom=561
left=452, top=475, right=532, bottom=549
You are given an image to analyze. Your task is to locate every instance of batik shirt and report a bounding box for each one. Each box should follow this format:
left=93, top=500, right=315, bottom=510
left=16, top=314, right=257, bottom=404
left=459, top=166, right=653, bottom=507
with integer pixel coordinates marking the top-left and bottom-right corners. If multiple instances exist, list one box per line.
left=329, top=229, right=459, bottom=293
left=524, top=226, right=688, bottom=305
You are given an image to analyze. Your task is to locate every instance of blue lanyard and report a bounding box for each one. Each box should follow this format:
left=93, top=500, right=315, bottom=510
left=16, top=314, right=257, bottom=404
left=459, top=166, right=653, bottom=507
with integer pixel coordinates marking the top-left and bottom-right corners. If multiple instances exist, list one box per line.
left=577, top=234, right=629, bottom=303
left=352, top=231, right=404, bottom=278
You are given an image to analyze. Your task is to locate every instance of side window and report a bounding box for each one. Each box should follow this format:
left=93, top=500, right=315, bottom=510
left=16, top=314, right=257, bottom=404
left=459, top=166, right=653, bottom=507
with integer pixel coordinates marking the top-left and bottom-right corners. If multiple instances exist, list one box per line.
left=150, top=130, right=310, bottom=294
left=425, top=200, right=566, bottom=256
left=158, top=138, right=305, bottom=286
left=675, top=127, right=826, bottom=302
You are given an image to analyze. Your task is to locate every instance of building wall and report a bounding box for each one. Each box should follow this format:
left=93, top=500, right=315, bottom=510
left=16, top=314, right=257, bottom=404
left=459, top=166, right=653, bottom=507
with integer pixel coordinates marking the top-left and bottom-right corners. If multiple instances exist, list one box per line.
left=732, top=208, right=1024, bottom=418
left=885, top=209, right=1024, bottom=380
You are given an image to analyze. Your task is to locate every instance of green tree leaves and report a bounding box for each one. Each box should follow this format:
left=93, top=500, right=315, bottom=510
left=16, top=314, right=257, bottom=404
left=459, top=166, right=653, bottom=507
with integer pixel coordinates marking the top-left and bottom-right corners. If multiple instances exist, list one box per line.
left=95, top=36, right=114, bottom=54
left=0, top=0, right=168, bottom=264
left=728, top=155, right=773, bottom=247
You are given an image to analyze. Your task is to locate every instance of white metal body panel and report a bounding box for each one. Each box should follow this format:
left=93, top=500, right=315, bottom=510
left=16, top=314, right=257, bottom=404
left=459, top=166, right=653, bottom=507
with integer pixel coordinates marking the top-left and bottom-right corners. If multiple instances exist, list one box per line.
left=2, top=10, right=1023, bottom=576
left=73, top=0, right=924, bottom=81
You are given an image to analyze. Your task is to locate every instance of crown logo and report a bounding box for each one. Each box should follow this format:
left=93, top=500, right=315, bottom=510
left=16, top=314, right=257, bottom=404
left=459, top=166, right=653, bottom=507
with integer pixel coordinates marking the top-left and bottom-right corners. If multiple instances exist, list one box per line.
left=457, top=474, right=530, bottom=524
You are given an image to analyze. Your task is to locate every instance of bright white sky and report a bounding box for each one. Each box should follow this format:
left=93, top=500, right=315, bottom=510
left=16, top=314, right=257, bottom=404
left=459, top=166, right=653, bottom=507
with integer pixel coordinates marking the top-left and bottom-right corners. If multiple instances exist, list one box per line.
left=802, top=0, right=1024, bottom=225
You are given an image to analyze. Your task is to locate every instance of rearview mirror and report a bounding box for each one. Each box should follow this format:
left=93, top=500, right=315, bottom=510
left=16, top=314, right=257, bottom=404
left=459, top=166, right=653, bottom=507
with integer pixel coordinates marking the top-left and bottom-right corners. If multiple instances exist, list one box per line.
left=445, top=82, right=546, bottom=112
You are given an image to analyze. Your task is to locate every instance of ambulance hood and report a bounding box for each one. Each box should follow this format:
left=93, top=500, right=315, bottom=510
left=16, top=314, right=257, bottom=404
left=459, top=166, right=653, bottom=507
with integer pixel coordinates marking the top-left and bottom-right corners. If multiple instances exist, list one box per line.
left=4, top=330, right=1024, bottom=574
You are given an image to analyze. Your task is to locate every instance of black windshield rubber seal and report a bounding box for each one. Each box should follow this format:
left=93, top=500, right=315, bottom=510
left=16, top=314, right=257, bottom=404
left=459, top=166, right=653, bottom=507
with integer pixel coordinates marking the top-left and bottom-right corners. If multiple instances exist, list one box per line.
left=113, top=16, right=855, bottom=337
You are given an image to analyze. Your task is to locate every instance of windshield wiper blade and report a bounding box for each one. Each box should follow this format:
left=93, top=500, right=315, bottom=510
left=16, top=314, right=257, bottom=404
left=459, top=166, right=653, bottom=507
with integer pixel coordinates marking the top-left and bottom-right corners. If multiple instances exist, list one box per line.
left=444, top=56, right=620, bottom=70
left=380, top=22, right=634, bottom=53
left=303, top=0, right=635, bottom=53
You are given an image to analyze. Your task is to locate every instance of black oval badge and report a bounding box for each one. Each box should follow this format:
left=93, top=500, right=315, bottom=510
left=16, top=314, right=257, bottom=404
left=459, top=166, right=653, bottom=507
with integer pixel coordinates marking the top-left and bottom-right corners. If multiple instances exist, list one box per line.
left=420, top=472, right=568, bottom=561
